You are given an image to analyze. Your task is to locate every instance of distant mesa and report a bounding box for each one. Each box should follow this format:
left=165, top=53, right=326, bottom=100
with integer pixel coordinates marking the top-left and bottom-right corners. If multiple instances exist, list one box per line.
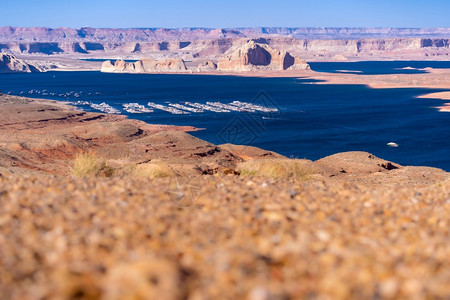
left=333, top=54, right=348, bottom=61
left=0, top=53, right=42, bottom=73
left=217, top=40, right=310, bottom=71
left=101, top=58, right=188, bottom=73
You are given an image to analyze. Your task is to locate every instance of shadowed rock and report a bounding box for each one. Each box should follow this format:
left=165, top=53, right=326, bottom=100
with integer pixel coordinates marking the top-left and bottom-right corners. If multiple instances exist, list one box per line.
left=0, top=53, right=42, bottom=73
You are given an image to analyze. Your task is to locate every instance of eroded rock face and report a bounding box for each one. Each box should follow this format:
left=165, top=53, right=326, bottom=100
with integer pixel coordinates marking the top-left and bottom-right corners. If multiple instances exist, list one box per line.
left=2, top=27, right=449, bottom=43
left=217, top=41, right=310, bottom=71
left=0, top=53, right=42, bottom=73
left=101, top=58, right=187, bottom=73
left=197, top=60, right=217, bottom=72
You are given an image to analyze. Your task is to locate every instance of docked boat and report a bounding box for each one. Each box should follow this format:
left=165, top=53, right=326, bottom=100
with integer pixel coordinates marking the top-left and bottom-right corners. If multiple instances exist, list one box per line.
left=90, top=102, right=121, bottom=114
left=184, top=102, right=230, bottom=113
left=169, top=103, right=204, bottom=113
left=147, top=102, right=189, bottom=114
left=123, top=103, right=154, bottom=114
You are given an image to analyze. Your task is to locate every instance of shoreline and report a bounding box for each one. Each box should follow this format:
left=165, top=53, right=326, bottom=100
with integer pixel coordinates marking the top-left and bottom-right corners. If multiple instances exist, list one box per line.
left=8, top=63, right=450, bottom=102
left=1, top=93, right=449, bottom=175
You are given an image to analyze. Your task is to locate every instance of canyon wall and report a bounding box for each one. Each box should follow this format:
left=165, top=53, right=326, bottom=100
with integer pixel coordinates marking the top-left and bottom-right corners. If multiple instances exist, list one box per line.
left=0, top=38, right=448, bottom=59
left=1, top=27, right=449, bottom=42
left=0, top=27, right=448, bottom=62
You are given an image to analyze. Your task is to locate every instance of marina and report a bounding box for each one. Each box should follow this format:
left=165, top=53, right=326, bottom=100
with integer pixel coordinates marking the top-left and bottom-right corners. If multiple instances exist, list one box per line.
left=206, top=101, right=255, bottom=112
left=169, top=103, right=204, bottom=113
left=123, top=103, right=154, bottom=114
left=230, top=101, right=279, bottom=112
left=147, top=102, right=190, bottom=114
left=70, top=98, right=280, bottom=115
left=184, top=101, right=231, bottom=113
left=89, top=102, right=121, bottom=114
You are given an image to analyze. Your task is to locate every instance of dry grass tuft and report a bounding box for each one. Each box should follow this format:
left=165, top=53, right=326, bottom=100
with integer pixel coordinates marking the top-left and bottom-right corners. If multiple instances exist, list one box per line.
left=237, top=158, right=316, bottom=180
left=130, top=162, right=175, bottom=178
left=72, top=152, right=114, bottom=177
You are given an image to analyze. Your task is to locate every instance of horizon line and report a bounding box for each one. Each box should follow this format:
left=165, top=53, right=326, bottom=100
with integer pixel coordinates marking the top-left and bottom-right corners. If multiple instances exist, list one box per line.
left=2, top=26, right=450, bottom=30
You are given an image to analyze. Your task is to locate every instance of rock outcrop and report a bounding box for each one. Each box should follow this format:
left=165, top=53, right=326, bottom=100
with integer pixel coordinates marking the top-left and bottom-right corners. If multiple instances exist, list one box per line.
left=0, top=53, right=42, bottom=73
left=197, top=60, right=217, bottom=72
left=217, top=41, right=310, bottom=71
left=101, top=58, right=187, bottom=73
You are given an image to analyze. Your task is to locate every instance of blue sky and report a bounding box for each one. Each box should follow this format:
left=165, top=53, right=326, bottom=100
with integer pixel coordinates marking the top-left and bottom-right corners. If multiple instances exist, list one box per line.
left=1, top=0, right=449, bottom=28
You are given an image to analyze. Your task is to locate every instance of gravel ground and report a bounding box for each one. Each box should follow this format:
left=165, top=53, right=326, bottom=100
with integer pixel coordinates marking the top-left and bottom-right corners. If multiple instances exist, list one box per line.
left=1, top=174, right=449, bottom=300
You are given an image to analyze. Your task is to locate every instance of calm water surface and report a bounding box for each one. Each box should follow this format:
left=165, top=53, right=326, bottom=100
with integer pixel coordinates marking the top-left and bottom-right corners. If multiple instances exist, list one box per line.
left=1, top=61, right=449, bottom=170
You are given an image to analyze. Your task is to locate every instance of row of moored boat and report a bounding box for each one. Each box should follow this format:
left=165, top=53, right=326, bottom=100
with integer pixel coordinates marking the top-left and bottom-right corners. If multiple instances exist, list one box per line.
left=73, top=100, right=279, bottom=115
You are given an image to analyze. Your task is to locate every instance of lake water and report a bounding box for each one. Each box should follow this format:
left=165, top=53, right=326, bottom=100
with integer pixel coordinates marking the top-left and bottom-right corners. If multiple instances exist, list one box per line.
left=1, top=61, right=449, bottom=170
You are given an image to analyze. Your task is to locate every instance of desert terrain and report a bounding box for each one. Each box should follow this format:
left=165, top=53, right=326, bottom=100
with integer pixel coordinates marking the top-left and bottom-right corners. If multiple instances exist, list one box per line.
left=1, top=26, right=450, bottom=299
left=0, top=94, right=449, bottom=299
left=1, top=26, right=449, bottom=74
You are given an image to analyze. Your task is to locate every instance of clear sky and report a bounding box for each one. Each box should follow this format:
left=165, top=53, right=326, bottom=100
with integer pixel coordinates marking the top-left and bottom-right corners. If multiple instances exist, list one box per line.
left=1, top=0, right=449, bottom=28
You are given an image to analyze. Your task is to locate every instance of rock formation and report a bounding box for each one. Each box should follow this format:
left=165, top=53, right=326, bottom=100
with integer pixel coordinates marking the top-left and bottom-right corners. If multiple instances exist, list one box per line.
left=197, top=60, right=217, bottom=72
left=0, top=27, right=449, bottom=61
left=0, top=53, right=42, bottom=73
left=1, top=27, right=449, bottom=43
left=101, top=58, right=187, bottom=73
left=0, top=36, right=448, bottom=61
left=217, top=40, right=310, bottom=71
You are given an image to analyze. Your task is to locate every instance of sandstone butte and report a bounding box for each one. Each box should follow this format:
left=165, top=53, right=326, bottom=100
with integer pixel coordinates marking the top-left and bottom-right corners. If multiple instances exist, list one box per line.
left=0, top=53, right=43, bottom=73
left=101, top=58, right=188, bottom=73
left=217, top=40, right=310, bottom=71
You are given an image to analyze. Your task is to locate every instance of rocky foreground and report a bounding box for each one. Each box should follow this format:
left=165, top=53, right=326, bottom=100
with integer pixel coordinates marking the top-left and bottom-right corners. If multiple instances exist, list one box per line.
left=0, top=94, right=449, bottom=299
left=1, top=174, right=449, bottom=300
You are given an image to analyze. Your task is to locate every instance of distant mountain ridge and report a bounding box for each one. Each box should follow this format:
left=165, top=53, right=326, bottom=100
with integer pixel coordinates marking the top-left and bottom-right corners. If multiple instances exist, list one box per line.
left=1, top=26, right=449, bottom=42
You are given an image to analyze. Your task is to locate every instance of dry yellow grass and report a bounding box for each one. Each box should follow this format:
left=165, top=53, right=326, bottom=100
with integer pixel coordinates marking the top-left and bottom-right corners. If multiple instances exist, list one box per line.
left=237, top=158, right=316, bottom=179
left=72, top=154, right=174, bottom=179
left=71, top=152, right=114, bottom=177
left=130, top=162, right=175, bottom=178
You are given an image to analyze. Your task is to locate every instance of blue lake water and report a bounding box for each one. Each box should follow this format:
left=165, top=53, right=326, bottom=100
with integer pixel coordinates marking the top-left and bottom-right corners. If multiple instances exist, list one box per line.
left=310, top=61, right=450, bottom=75
left=0, top=61, right=449, bottom=170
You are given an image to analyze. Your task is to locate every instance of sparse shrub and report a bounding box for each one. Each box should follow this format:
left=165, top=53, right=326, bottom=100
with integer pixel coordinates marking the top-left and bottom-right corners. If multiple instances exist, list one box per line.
left=72, top=152, right=114, bottom=177
left=237, top=158, right=316, bottom=180
left=130, top=162, right=175, bottom=178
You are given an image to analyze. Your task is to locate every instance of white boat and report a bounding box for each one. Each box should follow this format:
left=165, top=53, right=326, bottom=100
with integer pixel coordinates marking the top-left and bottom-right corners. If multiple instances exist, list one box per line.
left=90, top=102, right=121, bottom=114
left=184, top=102, right=230, bottom=113
left=123, top=103, right=153, bottom=113
left=231, top=101, right=278, bottom=113
left=387, top=142, right=399, bottom=148
left=169, top=103, right=203, bottom=113
left=206, top=101, right=254, bottom=112
left=73, top=100, right=91, bottom=106
left=148, top=102, right=189, bottom=114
